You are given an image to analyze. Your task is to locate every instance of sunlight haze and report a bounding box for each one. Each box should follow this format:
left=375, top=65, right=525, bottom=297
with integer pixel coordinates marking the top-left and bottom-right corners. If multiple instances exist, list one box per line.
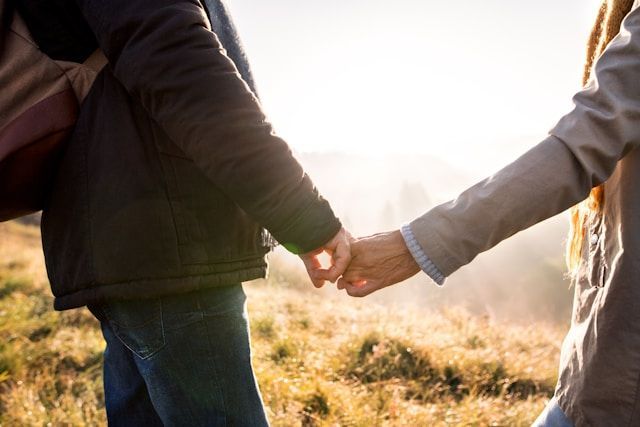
left=229, top=0, right=603, bottom=174
left=224, top=0, right=607, bottom=319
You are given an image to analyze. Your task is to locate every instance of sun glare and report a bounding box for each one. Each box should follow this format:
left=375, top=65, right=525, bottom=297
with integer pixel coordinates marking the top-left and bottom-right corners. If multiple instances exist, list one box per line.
left=317, top=251, right=332, bottom=270
left=232, top=0, right=602, bottom=174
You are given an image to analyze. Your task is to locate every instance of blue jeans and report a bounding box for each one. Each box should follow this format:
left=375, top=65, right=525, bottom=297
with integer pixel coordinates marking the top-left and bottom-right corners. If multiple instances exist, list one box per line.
left=89, top=284, right=268, bottom=426
left=532, top=397, right=574, bottom=427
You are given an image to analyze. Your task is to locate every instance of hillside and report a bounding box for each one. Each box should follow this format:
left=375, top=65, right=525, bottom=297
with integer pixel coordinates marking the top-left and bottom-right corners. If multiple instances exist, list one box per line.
left=0, top=221, right=565, bottom=426
left=296, top=151, right=574, bottom=324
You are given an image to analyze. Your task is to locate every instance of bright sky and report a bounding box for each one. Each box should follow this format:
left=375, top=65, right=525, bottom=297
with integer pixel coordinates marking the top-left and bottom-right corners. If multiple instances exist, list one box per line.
left=228, top=0, right=603, bottom=174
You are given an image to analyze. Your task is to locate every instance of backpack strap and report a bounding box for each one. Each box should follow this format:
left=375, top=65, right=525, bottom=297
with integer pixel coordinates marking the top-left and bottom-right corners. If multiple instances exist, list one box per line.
left=54, top=49, right=107, bottom=102
left=0, top=0, right=13, bottom=53
left=83, top=48, right=107, bottom=73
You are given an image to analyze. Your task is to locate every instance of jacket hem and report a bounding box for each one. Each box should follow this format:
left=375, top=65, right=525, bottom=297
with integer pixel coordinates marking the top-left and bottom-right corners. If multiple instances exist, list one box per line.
left=53, top=266, right=267, bottom=311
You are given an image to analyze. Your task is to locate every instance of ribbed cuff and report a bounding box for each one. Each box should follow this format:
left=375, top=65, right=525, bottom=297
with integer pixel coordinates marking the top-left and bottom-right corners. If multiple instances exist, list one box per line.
left=400, top=224, right=446, bottom=286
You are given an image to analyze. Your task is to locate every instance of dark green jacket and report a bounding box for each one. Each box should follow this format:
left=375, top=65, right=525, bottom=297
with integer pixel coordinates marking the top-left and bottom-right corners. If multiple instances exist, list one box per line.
left=18, top=0, right=341, bottom=310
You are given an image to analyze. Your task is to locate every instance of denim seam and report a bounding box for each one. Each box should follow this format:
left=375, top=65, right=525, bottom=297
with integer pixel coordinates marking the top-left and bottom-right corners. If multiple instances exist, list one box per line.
left=101, top=302, right=167, bottom=360
left=159, top=298, right=167, bottom=359
left=198, top=298, right=229, bottom=426
left=106, top=324, right=166, bottom=361
left=165, top=299, right=205, bottom=423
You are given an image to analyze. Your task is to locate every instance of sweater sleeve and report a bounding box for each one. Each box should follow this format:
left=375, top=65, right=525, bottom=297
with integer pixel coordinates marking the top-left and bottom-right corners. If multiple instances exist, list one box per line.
left=400, top=224, right=445, bottom=285
left=73, top=0, right=341, bottom=253
left=409, top=3, right=640, bottom=276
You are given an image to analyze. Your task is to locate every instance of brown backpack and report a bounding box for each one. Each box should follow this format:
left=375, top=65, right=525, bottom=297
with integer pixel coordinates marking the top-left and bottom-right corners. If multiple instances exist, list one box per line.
left=0, top=1, right=106, bottom=222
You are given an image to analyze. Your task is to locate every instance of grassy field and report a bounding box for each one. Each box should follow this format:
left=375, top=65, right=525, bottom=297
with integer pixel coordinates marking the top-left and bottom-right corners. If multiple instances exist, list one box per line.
left=0, top=221, right=565, bottom=426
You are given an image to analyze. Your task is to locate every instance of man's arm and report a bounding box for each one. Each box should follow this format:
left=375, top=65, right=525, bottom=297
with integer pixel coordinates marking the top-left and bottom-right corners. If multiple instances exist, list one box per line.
left=74, top=0, right=340, bottom=253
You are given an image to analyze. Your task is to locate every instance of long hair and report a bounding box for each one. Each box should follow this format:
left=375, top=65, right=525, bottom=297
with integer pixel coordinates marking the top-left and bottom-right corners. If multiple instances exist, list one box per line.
left=566, top=0, right=635, bottom=272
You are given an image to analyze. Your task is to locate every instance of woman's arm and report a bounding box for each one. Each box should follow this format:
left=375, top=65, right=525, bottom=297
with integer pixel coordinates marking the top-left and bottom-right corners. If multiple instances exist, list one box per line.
left=340, top=3, right=640, bottom=296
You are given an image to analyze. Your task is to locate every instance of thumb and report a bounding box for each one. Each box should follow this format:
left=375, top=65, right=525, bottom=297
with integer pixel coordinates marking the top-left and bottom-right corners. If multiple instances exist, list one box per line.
left=328, top=238, right=351, bottom=282
left=345, top=280, right=381, bottom=298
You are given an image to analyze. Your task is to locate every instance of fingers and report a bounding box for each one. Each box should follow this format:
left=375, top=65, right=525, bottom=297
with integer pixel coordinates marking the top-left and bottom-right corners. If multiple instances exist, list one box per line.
left=337, top=275, right=365, bottom=290
left=337, top=254, right=383, bottom=297
left=309, top=228, right=352, bottom=283
left=332, top=238, right=351, bottom=275
left=300, top=252, right=326, bottom=288
left=310, top=259, right=343, bottom=282
left=344, top=281, right=379, bottom=298
left=322, top=240, right=352, bottom=282
left=300, top=228, right=360, bottom=290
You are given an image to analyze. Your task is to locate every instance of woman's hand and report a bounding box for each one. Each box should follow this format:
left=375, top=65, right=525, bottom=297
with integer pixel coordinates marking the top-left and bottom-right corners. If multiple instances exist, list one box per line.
left=337, top=230, right=420, bottom=297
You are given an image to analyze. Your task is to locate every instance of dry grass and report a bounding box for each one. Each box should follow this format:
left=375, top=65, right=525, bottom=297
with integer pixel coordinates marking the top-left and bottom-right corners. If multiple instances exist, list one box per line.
left=248, top=286, right=562, bottom=427
left=0, top=222, right=564, bottom=426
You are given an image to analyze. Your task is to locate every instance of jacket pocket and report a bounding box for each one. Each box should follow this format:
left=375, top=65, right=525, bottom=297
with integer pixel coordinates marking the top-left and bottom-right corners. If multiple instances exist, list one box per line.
left=571, top=215, right=607, bottom=324
left=158, top=150, right=265, bottom=265
left=101, top=298, right=166, bottom=359
left=158, top=152, right=210, bottom=264
left=586, top=215, right=607, bottom=289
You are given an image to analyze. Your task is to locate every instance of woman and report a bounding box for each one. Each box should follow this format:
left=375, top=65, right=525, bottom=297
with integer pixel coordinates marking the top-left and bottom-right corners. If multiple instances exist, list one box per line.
left=339, top=1, right=640, bottom=425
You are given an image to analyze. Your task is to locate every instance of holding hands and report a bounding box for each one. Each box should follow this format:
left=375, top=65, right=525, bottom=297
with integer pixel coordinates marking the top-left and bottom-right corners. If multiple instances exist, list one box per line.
left=300, top=228, right=422, bottom=295
left=337, top=230, right=420, bottom=297
left=299, top=227, right=354, bottom=288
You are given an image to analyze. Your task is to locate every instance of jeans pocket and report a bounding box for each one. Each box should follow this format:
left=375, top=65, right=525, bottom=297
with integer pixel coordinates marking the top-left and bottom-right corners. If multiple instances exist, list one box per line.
left=101, top=298, right=166, bottom=360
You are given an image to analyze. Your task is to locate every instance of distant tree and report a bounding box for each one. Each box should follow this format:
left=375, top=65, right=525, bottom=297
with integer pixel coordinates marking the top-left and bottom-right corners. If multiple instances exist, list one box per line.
left=397, top=181, right=431, bottom=222
left=379, top=201, right=396, bottom=229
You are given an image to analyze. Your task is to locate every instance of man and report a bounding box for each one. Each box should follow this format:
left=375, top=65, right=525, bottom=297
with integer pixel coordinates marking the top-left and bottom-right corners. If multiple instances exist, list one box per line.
left=16, top=0, right=350, bottom=424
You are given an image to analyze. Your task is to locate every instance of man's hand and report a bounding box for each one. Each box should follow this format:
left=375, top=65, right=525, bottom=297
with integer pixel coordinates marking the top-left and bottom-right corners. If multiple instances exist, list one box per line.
left=337, top=230, right=420, bottom=297
left=300, top=228, right=353, bottom=288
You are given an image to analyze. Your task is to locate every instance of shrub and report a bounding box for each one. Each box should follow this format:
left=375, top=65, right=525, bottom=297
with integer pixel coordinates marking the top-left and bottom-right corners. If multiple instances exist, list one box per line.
left=344, top=332, right=554, bottom=402
left=346, top=333, right=435, bottom=384
left=271, top=338, right=298, bottom=363
left=301, top=388, right=331, bottom=426
left=253, top=315, right=277, bottom=339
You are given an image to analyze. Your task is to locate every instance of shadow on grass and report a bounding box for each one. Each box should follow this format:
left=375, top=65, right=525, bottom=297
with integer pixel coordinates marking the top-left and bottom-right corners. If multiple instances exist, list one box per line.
left=344, top=332, right=555, bottom=402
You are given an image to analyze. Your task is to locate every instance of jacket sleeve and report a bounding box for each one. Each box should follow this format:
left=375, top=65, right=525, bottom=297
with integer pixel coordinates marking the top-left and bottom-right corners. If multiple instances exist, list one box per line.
left=409, top=3, right=640, bottom=276
left=73, top=0, right=340, bottom=254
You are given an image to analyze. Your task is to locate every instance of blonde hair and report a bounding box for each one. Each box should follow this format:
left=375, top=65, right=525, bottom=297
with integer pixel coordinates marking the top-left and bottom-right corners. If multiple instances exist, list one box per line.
left=567, top=0, right=635, bottom=272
